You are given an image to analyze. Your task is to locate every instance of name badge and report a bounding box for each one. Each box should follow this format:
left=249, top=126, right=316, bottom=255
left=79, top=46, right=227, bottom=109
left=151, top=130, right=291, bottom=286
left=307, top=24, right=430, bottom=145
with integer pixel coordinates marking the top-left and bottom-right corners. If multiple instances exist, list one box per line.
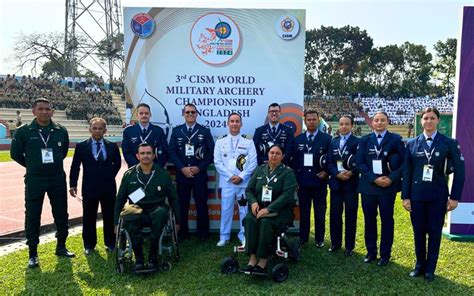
left=185, top=143, right=195, bottom=156
left=304, top=153, right=313, bottom=167
left=422, top=165, right=433, bottom=182
left=337, top=160, right=344, bottom=172
left=129, top=188, right=145, bottom=203
left=262, top=185, right=272, bottom=202
left=41, top=148, right=54, bottom=164
left=372, top=159, right=383, bottom=174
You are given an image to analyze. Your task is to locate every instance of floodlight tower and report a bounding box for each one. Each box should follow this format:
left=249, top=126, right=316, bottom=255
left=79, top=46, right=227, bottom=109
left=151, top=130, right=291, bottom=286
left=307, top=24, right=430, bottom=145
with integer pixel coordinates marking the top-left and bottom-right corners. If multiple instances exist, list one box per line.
left=64, top=0, right=123, bottom=82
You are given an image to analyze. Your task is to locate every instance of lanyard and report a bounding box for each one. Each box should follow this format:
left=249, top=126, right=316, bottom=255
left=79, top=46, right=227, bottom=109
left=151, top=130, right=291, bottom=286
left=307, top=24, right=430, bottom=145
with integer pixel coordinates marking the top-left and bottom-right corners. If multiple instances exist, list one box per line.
left=267, top=127, right=282, bottom=142
left=373, top=145, right=382, bottom=159
left=266, top=172, right=278, bottom=185
left=38, top=130, right=51, bottom=148
left=94, top=142, right=103, bottom=160
left=136, top=168, right=155, bottom=190
left=424, top=148, right=436, bottom=165
left=140, top=130, right=152, bottom=143
left=231, top=137, right=240, bottom=157
left=338, top=146, right=347, bottom=158
left=181, top=128, right=199, bottom=143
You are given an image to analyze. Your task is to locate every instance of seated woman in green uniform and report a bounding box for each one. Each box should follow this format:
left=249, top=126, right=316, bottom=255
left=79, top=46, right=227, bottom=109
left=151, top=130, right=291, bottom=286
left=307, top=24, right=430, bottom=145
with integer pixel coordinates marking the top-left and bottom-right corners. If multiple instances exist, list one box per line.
left=242, top=144, right=298, bottom=273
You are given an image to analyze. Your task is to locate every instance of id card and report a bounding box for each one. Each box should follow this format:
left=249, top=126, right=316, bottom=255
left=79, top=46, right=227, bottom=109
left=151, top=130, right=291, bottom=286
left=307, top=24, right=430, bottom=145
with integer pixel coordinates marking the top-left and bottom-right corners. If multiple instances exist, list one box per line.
left=422, top=165, right=433, bottom=182
left=185, top=143, right=195, bottom=156
left=41, top=148, right=54, bottom=164
left=262, top=185, right=272, bottom=202
left=304, top=153, right=313, bottom=167
left=337, top=160, right=344, bottom=172
left=372, top=159, right=383, bottom=174
left=129, top=188, right=146, bottom=203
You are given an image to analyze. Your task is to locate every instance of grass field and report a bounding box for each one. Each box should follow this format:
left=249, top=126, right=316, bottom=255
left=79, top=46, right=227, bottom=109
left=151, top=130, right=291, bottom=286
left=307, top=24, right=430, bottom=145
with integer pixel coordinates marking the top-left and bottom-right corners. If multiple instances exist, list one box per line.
left=0, top=198, right=473, bottom=295
left=0, top=149, right=75, bottom=162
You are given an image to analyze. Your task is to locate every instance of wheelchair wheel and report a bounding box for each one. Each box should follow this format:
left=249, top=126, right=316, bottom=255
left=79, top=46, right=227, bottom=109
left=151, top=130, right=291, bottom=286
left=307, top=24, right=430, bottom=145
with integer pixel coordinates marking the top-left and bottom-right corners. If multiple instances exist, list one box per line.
left=161, top=261, right=172, bottom=272
left=115, top=225, right=133, bottom=274
left=271, top=263, right=289, bottom=282
left=220, top=257, right=239, bottom=274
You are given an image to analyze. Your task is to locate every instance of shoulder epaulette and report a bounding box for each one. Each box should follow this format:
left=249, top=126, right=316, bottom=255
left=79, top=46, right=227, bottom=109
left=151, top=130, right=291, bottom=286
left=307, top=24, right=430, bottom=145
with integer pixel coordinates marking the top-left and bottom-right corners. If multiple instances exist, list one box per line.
left=217, top=134, right=228, bottom=139
left=241, top=134, right=248, bottom=138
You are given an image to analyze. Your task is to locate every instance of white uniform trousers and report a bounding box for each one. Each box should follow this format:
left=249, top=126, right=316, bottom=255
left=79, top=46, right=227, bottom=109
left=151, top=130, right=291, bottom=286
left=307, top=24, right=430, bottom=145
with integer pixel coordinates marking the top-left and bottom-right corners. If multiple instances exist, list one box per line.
left=219, top=186, right=248, bottom=242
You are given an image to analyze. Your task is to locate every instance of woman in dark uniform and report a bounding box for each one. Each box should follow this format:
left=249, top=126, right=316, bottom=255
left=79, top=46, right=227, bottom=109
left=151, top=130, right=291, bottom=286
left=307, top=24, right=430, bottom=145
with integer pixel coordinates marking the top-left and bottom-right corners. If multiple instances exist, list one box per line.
left=242, top=144, right=297, bottom=273
left=356, top=111, right=405, bottom=266
left=402, top=107, right=465, bottom=282
left=327, top=115, right=360, bottom=256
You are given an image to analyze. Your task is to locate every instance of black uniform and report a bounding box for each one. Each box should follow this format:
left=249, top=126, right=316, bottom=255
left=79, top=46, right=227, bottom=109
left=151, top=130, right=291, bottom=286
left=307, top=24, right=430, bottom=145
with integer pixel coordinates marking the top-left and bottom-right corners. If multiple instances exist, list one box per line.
left=168, top=123, right=214, bottom=239
left=122, top=123, right=168, bottom=168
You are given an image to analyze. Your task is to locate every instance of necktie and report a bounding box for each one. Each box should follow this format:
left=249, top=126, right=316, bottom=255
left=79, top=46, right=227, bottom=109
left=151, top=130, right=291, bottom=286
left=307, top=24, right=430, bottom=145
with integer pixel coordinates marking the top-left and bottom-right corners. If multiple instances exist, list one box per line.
left=271, top=126, right=276, bottom=136
left=96, top=142, right=104, bottom=161
left=188, top=127, right=193, bottom=135
left=142, top=128, right=147, bottom=135
left=426, top=137, right=433, bottom=148
left=308, top=134, right=314, bottom=145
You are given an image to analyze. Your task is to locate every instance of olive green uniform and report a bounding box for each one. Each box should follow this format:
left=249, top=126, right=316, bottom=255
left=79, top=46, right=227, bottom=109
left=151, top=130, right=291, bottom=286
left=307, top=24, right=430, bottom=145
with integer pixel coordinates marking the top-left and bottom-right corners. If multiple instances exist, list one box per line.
left=10, top=119, right=70, bottom=247
left=114, top=163, right=180, bottom=246
left=244, top=163, right=297, bottom=258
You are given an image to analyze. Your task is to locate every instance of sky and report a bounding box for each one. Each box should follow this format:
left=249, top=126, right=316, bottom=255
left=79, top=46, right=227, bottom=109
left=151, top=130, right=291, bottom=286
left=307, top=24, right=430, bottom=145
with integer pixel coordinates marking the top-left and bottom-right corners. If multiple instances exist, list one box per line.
left=0, top=0, right=471, bottom=76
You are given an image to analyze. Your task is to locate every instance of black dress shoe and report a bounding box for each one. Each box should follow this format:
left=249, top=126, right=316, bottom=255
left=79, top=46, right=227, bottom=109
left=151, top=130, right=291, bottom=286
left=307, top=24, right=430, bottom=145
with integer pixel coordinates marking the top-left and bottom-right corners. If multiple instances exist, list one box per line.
left=240, top=264, right=254, bottom=273
left=134, top=262, right=145, bottom=272
left=55, top=248, right=76, bottom=258
left=409, top=268, right=424, bottom=277
left=84, top=248, right=94, bottom=255
left=363, top=255, right=376, bottom=263
left=344, top=249, right=354, bottom=257
left=377, top=257, right=390, bottom=266
left=424, top=273, right=435, bottom=282
left=315, top=241, right=325, bottom=248
left=252, top=265, right=267, bottom=275
left=28, top=256, right=39, bottom=268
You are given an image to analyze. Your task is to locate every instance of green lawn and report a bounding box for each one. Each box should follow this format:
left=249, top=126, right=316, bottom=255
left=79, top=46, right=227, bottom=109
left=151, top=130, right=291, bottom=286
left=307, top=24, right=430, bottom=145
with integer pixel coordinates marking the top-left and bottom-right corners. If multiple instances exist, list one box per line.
left=0, top=198, right=473, bottom=295
left=0, top=149, right=75, bottom=162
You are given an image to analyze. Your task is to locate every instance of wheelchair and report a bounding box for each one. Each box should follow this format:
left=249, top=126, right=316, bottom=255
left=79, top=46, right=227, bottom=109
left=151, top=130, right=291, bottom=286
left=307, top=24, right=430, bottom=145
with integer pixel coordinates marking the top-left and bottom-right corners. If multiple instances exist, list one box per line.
left=115, top=206, right=179, bottom=274
left=220, top=223, right=302, bottom=282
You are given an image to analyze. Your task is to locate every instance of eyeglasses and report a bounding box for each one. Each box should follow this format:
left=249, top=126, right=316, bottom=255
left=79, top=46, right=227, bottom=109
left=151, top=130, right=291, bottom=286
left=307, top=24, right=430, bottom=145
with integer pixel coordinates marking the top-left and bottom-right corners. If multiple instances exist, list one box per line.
left=185, top=111, right=196, bottom=115
left=268, top=110, right=280, bottom=114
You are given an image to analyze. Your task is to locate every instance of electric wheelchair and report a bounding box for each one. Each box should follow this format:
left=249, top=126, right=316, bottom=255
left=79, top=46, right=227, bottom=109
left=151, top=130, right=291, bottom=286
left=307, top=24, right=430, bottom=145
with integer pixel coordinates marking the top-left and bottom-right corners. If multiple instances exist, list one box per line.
left=115, top=206, right=179, bottom=274
left=220, top=220, right=302, bottom=283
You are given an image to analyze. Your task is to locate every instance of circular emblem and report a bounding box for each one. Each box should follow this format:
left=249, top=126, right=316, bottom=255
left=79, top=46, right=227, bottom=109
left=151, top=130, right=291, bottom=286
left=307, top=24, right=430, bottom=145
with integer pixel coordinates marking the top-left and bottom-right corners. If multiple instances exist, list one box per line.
left=131, top=13, right=155, bottom=38
left=190, top=13, right=242, bottom=65
left=276, top=15, right=300, bottom=40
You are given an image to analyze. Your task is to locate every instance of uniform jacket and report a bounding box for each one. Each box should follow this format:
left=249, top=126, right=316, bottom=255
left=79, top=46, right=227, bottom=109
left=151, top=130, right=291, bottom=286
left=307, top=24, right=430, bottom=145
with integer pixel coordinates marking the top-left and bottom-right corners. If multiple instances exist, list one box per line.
left=356, top=131, right=405, bottom=195
left=168, top=123, right=214, bottom=183
left=214, top=133, right=257, bottom=188
left=327, top=134, right=360, bottom=192
left=114, top=163, right=180, bottom=224
left=121, top=123, right=168, bottom=168
left=253, top=123, right=294, bottom=165
left=290, top=131, right=332, bottom=188
left=11, top=119, right=69, bottom=176
left=245, top=163, right=297, bottom=224
left=69, top=138, right=122, bottom=197
left=402, top=132, right=465, bottom=201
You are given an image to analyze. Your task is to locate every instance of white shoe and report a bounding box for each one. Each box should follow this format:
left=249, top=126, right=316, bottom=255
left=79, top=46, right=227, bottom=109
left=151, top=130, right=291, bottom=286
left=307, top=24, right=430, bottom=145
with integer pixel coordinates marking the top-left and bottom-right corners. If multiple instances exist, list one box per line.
left=216, top=240, right=229, bottom=247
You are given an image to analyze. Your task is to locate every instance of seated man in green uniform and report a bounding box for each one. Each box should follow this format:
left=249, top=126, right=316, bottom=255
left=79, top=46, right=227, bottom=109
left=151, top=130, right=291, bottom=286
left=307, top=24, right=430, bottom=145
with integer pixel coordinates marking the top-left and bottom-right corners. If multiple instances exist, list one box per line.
left=242, top=144, right=297, bottom=273
left=114, top=143, right=180, bottom=271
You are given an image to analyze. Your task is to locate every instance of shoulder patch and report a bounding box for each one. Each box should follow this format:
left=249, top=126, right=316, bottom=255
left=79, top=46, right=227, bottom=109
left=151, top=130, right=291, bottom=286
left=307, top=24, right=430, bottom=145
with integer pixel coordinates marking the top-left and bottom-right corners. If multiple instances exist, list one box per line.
left=241, top=134, right=248, bottom=138
left=218, top=134, right=228, bottom=139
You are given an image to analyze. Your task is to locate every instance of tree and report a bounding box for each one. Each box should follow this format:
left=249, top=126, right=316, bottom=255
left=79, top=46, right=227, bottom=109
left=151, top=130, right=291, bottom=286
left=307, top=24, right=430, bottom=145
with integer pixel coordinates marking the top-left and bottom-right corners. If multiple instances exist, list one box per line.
left=433, top=38, right=457, bottom=96
left=399, top=42, right=433, bottom=97
left=96, top=33, right=124, bottom=64
left=305, top=25, right=373, bottom=95
left=368, top=45, right=405, bottom=96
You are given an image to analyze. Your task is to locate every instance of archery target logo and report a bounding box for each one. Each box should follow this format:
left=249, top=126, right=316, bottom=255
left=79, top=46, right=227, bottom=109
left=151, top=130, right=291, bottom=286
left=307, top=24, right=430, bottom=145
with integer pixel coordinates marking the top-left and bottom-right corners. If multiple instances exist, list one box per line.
left=264, top=103, right=303, bottom=135
left=190, top=13, right=242, bottom=65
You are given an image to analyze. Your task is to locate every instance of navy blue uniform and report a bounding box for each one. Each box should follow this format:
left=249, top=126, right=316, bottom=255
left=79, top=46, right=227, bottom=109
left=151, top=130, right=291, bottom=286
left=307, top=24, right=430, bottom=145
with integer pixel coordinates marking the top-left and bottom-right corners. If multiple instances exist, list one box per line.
left=402, top=132, right=465, bottom=274
left=356, top=131, right=405, bottom=260
left=122, top=123, right=168, bottom=168
left=326, top=133, right=359, bottom=251
left=290, top=131, right=331, bottom=244
left=168, top=123, right=214, bottom=239
left=253, top=123, right=294, bottom=165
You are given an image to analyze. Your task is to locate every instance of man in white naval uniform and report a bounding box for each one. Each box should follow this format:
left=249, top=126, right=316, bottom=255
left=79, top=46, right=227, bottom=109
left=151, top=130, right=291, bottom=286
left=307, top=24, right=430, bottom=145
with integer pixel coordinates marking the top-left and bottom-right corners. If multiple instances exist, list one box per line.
left=214, top=112, right=257, bottom=247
